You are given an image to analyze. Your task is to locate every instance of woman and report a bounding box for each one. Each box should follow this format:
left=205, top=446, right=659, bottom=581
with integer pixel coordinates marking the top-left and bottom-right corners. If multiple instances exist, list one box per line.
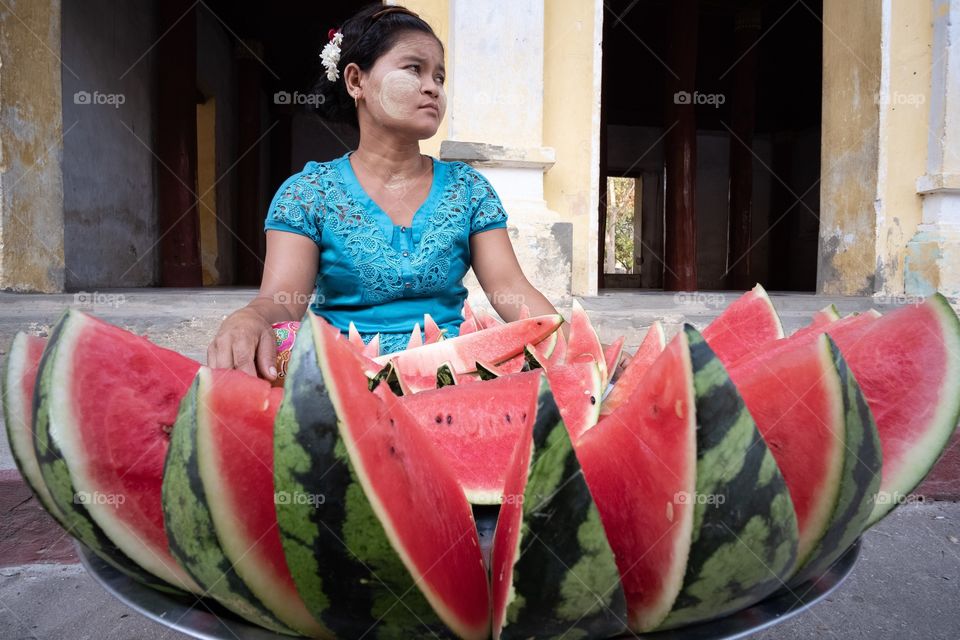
left=207, top=4, right=628, bottom=384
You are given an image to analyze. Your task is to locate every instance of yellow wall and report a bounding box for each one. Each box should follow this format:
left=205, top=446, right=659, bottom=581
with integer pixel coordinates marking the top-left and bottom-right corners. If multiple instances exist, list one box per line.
left=543, top=0, right=603, bottom=296
left=388, top=0, right=450, bottom=158
left=876, top=0, right=932, bottom=295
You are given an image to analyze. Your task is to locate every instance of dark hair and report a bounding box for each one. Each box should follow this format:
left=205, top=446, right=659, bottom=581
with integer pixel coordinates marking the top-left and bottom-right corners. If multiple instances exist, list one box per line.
left=311, top=3, right=443, bottom=127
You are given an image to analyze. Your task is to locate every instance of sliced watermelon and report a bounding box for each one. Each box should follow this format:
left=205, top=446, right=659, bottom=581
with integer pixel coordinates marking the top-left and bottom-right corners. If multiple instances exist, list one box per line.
left=200, top=367, right=330, bottom=635
left=494, top=329, right=559, bottom=374
left=727, top=333, right=881, bottom=581
left=603, top=335, right=626, bottom=380
left=567, top=300, right=608, bottom=384
left=162, top=370, right=299, bottom=634
left=826, top=295, right=960, bottom=525
left=424, top=314, right=444, bottom=343
left=274, top=312, right=491, bottom=639
left=33, top=309, right=201, bottom=593
left=398, top=371, right=541, bottom=504
left=3, top=333, right=63, bottom=521
left=523, top=345, right=603, bottom=442
left=436, top=362, right=458, bottom=387
left=407, top=322, right=424, bottom=349
left=702, top=284, right=784, bottom=366
left=600, top=321, right=666, bottom=416
left=492, top=372, right=627, bottom=639
left=362, top=333, right=380, bottom=358
left=576, top=329, right=697, bottom=631
left=347, top=321, right=364, bottom=350
left=372, top=314, right=562, bottom=374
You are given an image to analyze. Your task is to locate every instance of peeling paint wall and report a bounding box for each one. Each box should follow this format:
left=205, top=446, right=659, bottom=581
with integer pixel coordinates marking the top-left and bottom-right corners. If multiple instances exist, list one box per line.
left=61, top=0, right=158, bottom=289
left=0, top=0, right=65, bottom=293
left=543, top=0, right=602, bottom=296
left=817, top=0, right=883, bottom=295
left=875, top=0, right=932, bottom=295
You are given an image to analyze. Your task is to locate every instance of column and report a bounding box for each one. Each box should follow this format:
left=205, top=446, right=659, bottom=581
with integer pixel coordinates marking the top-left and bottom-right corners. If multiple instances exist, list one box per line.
left=441, top=0, right=572, bottom=304
left=905, top=0, right=960, bottom=298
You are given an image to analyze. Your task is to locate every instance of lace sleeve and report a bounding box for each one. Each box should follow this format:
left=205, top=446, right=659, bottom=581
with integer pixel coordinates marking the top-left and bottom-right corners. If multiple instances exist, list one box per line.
left=465, top=166, right=509, bottom=236
left=263, top=168, right=325, bottom=245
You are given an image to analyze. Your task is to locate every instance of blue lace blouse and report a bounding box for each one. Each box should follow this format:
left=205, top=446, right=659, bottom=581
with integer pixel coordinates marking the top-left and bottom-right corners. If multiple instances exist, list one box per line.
left=263, top=150, right=509, bottom=354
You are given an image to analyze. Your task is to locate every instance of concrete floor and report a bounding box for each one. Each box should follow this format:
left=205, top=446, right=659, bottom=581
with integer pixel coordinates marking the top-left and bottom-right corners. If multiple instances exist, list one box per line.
left=0, top=501, right=957, bottom=639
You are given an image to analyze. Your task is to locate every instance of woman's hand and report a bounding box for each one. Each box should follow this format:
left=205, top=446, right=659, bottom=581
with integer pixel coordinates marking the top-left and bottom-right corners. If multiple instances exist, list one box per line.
left=206, top=306, right=279, bottom=382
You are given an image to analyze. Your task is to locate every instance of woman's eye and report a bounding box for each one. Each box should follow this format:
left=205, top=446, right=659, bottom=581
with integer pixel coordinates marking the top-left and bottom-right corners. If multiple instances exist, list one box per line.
left=436, top=75, right=445, bottom=85
left=407, top=64, right=420, bottom=72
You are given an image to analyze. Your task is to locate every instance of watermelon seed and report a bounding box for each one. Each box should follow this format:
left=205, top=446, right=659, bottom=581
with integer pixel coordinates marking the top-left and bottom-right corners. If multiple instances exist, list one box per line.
left=446, top=414, right=453, bottom=425
left=389, top=445, right=397, bottom=456
left=505, top=414, right=511, bottom=423
left=434, top=414, right=443, bottom=424
left=589, top=395, right=596, bottom=405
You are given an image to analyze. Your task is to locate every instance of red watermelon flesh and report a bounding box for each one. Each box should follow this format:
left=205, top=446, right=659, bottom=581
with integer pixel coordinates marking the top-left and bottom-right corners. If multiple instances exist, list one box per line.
left=198, top=368, right=327, bottom=636
left=396, top=371, right=541, bottom=504
left=48, top=311, right=201, bottom=591
left=314, top=316, right=491, bottom=638
left=577, top=331, right=697, bottom=631
left=826, top=296, right=960, bottom=525
left=494, top=329, right=558, bottom=374
left=424, top=313, right=444, bottom=343
left=702, top=284, right=783, bottom=366
left=3, top=333, right=64, bottom=520
left=567, top=299, right=608, bottom=384
left=727, top=334, right=846, bottom=566
left=600, top=321, right=666, bottom=416
left=526, top=354, right=603, bottom=442
left=372, top=314, right=563, bottom=374
left=406, top=322, right=424, bottom=350
left=603, top=335, right=626, bottom=380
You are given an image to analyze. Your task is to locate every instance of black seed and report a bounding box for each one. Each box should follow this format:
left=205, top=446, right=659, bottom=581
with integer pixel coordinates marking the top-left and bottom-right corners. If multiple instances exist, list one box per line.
left=389, top=445, right=397, bottom=456
left=435, top=414, right=443, bottom=424
left=505, top=413, right=511, bottom=423
left=590, top=395, right=596, bottom=405
left=446, top=414, right=453, bottom=425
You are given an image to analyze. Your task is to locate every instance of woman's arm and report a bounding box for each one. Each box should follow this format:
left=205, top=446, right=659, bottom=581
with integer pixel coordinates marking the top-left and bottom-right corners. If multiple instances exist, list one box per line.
left=207, top=230, right=319, bottom=380
left=470, top=228, right=633, bottom=377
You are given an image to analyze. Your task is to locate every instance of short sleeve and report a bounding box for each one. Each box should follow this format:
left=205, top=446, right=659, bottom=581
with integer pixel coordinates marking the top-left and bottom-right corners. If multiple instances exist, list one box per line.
left=465, top=166, right=509, bottom=236
left=263, top=164, right=325, bottom=245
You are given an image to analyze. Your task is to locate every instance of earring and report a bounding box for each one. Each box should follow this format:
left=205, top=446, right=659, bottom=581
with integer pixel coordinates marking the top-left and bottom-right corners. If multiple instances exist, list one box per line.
left=353, top=93, right=359, bottom=109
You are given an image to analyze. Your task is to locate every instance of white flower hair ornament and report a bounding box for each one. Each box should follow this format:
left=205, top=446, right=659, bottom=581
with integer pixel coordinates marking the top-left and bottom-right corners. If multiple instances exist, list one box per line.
left=321, top=29, right=343, bottom=82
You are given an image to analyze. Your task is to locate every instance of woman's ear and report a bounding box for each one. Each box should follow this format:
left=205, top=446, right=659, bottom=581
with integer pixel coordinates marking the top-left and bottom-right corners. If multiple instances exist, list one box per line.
left=343, top=62, right=363, bottom=101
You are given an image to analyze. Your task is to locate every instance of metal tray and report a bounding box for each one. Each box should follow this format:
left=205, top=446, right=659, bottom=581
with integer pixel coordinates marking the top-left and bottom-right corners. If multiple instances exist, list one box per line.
left=77, top=509, right=860, bottom=640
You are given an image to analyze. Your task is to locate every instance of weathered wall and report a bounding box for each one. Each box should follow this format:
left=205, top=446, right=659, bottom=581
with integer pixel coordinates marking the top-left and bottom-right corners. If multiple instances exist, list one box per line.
left=543, top=0, right=602, bottom=296
left=817, top=0, right=883, bottom=295
left=60, top=0, right=158, bottom=289
left=0, top=0, right=65, bottom=293
left=876, top=0, right=933, bottom=295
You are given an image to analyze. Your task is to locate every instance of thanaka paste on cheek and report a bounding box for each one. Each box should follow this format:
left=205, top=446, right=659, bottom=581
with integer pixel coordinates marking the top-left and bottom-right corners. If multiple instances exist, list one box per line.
left=379, top=69, right=424, bottom=120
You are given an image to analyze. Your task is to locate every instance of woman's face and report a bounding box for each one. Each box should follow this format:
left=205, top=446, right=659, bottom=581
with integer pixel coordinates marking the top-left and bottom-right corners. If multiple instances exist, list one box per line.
left=357, top=31, right=447, bottom=140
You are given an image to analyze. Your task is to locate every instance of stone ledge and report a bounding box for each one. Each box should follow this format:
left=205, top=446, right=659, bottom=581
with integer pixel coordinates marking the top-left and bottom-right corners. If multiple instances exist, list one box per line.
left=439, top=140, right=556, bottom=170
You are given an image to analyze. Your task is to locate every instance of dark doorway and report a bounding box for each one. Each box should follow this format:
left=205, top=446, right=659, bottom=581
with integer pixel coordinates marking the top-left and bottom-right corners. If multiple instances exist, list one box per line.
left=598, top=0, right=823, bottom=292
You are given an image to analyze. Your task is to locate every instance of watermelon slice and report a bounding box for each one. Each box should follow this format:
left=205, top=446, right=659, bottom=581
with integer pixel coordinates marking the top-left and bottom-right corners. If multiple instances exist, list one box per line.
left=493, top=329, right=559, bottom=374
left=273, top=312, right=491, bottom=639
left=727, top=333, right=882, bottom=581
left=372, top=314, right=562, bottom=374
left=407, top=322, right=424, bottom=349
left=424, top=314, right=444, bottom=343
left=603, top=335, right=626, bottom=381
left=398, top=371, right=541, bottom=504
left=362, top=333, right=380, bottom=358
left=523, top=345, right=604, bottom=441
left=491, top=372, right=627, bottom=639
left=576, top=328, right=697, bottom=631
left=347, top=321, right=364, bottom=350
left=567, top=300, right=608, bottom=384
left=600, top=321, right=666, bottom=416
left=163, top=370, right=299, bottom=634
left=579, top=326, right=798, bottom=632
left=33, top=309, right=201, bottom=593
left=3, top=333, right=62, bottom=521
left=702, top=284, right=784, bottom=365
left=825, top=295, right=960, bottom=525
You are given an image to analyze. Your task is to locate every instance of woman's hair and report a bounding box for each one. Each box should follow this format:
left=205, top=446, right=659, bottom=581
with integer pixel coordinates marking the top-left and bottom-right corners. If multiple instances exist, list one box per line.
left=311, top=3, right=443, bottom=127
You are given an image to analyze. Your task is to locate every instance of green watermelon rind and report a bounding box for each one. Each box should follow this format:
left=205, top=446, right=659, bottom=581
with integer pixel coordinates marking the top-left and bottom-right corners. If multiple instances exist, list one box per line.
left=273, top=314, right=461, bottom=638
left=657, top=325, right=799, bottom=630
left=497, top=373, right=628, bottom=639
left=161, top=370, right=294, bottom=634
left=866, top=293, right=960, bottom=526
left=32, top=309, right=186, bottom=594
left=787, top=337, right=882, bottom=585
left=3, top=332, right=68, bottom=525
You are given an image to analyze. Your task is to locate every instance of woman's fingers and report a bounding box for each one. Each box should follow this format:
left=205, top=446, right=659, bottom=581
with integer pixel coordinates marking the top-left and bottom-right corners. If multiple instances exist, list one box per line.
left=231, top=339, right=259, bottom=379
left=256, top=328, right=279, bottom=381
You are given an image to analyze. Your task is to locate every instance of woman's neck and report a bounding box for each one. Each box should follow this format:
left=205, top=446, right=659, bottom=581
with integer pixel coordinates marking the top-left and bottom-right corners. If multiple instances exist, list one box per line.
left=351, top=134, right=426, bottom=184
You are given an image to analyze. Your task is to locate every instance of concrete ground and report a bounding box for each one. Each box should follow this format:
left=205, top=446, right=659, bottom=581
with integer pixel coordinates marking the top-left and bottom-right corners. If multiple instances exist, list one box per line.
left=0, top=502, right=956, bottom=639
left=0, top=288, right=958, bottom=638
